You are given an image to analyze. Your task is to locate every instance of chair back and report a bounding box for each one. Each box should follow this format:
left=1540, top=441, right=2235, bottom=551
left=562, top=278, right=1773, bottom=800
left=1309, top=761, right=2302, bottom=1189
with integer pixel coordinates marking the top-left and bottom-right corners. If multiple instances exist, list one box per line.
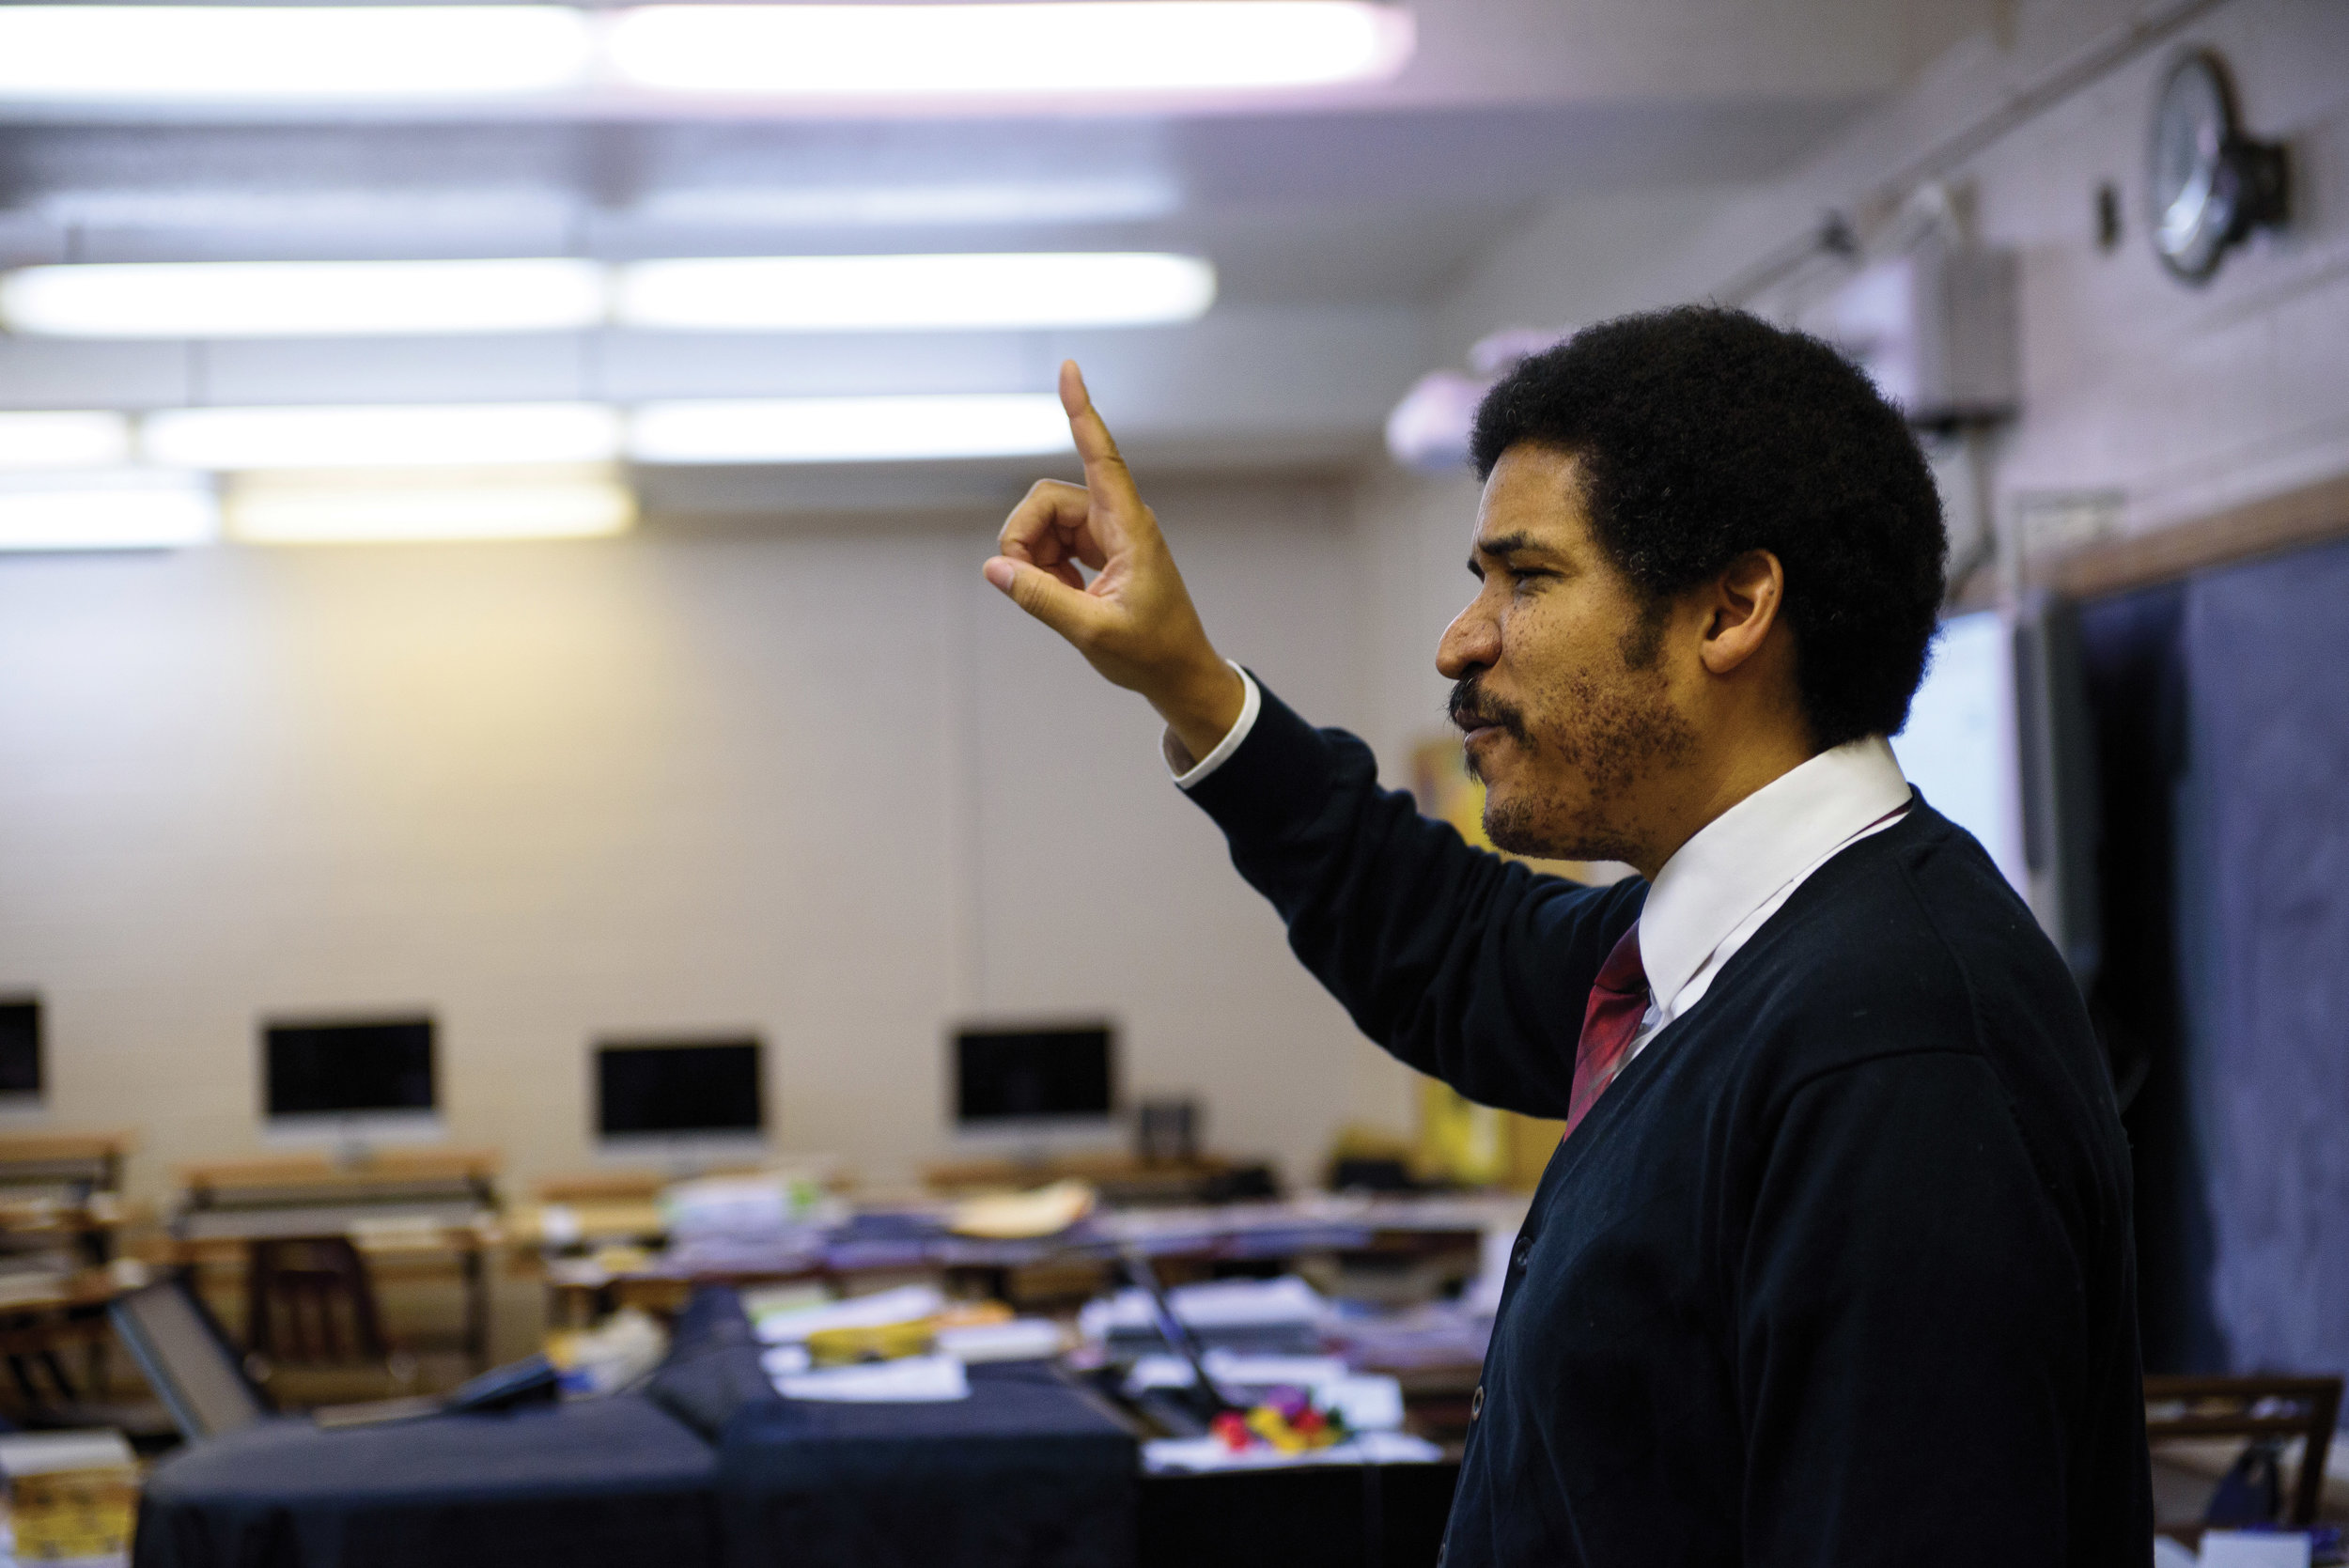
left=2145, top=1374, right=2344, bottom=1528
left=246, top=1236, right=390, bottom=1367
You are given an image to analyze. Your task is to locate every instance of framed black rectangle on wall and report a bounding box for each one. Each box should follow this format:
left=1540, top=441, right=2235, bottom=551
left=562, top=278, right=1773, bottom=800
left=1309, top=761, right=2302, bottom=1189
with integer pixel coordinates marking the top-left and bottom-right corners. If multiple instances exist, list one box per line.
left=0, top=997, right=40, bottom=1099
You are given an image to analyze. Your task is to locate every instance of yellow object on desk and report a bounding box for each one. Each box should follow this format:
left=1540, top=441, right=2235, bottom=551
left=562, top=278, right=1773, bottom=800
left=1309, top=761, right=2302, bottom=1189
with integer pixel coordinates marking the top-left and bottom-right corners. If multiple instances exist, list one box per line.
left=947, top=1179, right=1094, bottom=1239
left=0, top=1430, right=139, bottom=1564
left=806, top=1319, right=937, bottom=1367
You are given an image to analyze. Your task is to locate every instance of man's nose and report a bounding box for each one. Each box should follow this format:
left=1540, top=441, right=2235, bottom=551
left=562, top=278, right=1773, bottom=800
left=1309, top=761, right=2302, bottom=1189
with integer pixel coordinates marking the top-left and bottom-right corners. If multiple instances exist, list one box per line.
left=1438, top=600, right=1499, bottom=680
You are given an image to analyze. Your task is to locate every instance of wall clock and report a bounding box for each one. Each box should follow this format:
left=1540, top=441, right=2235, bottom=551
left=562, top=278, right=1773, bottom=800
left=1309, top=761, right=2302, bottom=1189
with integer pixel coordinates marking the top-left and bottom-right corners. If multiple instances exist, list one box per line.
left=2148, top=50, right=2288, bottom=282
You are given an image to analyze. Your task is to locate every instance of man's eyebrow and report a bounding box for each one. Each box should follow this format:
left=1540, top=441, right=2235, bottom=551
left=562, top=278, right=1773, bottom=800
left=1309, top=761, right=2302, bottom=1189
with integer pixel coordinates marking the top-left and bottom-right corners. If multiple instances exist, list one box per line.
left=1468, top=531, right=1552, bottom=572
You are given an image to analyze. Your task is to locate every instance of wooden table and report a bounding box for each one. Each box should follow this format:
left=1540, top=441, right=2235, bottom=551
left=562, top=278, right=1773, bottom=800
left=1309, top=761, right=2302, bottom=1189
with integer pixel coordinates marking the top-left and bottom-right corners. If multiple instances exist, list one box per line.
left=172, top=1151, right=504, bottom=1371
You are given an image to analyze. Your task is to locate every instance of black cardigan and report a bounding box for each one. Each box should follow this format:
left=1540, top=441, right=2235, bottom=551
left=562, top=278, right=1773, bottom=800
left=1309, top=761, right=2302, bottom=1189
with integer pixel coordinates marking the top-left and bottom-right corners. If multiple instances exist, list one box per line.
left=1184, top=683, right=2152, bottom=1566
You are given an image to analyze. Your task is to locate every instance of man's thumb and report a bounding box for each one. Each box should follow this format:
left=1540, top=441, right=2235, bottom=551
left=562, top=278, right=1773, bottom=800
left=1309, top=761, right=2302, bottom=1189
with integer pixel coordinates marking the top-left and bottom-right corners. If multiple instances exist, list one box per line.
left=984, top=556, right=1104, bottom=644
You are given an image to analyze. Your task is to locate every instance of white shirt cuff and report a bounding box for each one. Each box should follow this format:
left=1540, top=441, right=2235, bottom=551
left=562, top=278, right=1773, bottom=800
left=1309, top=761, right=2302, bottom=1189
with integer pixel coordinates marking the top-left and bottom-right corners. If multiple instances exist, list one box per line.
left=1164, top=662, right=1261, bottom=789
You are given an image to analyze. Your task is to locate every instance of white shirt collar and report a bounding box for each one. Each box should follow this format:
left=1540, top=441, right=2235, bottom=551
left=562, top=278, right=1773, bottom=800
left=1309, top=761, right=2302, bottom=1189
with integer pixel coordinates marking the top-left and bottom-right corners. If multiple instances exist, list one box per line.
left=1637, top=736, right=1913, bottom=1011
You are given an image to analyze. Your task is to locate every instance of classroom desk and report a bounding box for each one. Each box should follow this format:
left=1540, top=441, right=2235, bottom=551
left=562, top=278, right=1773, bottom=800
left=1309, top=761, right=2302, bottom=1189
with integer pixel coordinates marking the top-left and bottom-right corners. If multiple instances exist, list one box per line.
left=521, top=1192, right=1505, bottom=1324
left=172, top=1154, right=506, bottom=1371
left=134, top=1286, right=1458, bottom=1568
left=650, top=1287, right=1141, bottom=1568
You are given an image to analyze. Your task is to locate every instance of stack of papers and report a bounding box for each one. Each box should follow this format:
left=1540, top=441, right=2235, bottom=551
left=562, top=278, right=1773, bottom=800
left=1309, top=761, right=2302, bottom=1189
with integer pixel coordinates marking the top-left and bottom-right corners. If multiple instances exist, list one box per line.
left=773, top=1355, right=971, bottom=1404
left=1142, top=1431, right=1442, bottom=1473
left=1080, top=1275, right=1328, bottom=1355
left=935, top=1318, right=1067, bottom=1363
left=752, top=1284, right=945, bottom=1344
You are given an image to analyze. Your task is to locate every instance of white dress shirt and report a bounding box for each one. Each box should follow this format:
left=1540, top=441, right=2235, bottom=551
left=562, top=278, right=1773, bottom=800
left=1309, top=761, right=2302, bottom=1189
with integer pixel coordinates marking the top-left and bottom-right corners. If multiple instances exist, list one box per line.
left=1169, top=666, right=1915, bottom=1056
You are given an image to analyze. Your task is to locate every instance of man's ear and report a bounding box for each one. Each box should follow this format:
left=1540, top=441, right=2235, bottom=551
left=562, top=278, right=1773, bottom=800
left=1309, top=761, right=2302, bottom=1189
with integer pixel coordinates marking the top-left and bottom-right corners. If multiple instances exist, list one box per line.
left=1698, top=550, right=1786, bottom=676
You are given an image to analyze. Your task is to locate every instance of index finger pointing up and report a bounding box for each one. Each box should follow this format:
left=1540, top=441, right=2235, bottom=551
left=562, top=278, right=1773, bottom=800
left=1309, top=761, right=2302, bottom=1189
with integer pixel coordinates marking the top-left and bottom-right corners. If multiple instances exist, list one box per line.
left=1059, top=359, right=1143, bottom=513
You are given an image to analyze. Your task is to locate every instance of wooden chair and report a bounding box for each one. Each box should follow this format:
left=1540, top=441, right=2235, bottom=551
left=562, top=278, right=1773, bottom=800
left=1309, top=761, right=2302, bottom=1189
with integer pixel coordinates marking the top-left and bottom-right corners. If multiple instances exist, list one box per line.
left=244, top=1237, right=390, bottom=1368
left=2145, top=1374, right=2343, bottom=1533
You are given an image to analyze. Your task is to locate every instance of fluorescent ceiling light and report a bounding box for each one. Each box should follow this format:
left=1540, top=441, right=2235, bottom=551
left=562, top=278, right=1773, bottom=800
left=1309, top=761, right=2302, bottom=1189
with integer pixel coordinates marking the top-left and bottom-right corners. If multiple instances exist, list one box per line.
left=0, top=6, right=593, bottom=100
left=615, top=253, right=1214, bottom=333
left=0, top=260, right=608, bottom=340
left=0, top=471, right=218, bottom=552
left=629, top=394, right=1071, bottom=464
left=143, top=403, right=622, bottom=471
left=606, top=2, right=1414, bottom=95
left=226, top=468, right=634, bottom=545
left=0, top=411, right=133, bottom=470
left=632, top=179, right=1182, bottom=229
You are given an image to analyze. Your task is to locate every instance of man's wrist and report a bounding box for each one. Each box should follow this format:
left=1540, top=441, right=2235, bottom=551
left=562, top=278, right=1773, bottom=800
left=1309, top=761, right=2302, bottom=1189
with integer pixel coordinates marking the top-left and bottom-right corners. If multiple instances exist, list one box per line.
left=1152, top=653, right=1247, bottom=764
left=1165, top=663, right=1261, bottom=787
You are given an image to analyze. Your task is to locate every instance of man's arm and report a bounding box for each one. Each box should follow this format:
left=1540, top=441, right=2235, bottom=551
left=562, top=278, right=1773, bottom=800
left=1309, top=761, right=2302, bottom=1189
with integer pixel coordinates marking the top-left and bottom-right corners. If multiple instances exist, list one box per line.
left=1736, top=1048, right=2102, bottom=1563
left=1185, top=674, right=1640, bottom=1116
left=985, top=362, right=1639, bottom=1118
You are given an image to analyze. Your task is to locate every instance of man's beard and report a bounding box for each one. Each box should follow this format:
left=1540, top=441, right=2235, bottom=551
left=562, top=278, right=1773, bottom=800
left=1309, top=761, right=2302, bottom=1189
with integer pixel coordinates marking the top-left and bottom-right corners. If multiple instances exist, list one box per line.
left=1450, top=660, right=1693, bottom=865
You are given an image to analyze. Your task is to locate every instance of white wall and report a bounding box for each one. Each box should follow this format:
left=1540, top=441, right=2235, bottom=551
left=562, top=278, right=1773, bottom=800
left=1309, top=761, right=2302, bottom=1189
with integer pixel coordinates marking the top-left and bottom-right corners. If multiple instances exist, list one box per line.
left=1400, top=0, right=2349, bottom=554
left=0, top=476, right=1400, bottom=1203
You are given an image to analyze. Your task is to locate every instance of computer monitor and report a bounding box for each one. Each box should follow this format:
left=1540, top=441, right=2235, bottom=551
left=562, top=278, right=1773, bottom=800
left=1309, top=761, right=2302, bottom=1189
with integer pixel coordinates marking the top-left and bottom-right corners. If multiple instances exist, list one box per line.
left=261, top=1015, right=440, bottom=1148
left=953, top=1024, right=1116, bottom=1143
left=595, top=1037, right=765, bottom=1167
left=0, top=996, right=40, bottom=1104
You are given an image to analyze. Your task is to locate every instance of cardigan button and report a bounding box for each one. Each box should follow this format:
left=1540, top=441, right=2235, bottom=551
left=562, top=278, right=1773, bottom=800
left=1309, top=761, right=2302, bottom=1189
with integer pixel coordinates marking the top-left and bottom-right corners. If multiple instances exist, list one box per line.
left=1470, top=1384, right=1485, bottom=1420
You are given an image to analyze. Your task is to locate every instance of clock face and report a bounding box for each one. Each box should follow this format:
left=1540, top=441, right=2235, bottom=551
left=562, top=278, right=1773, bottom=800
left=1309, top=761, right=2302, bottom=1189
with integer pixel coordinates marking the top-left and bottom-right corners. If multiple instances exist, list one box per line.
left=2149, top=53, right=2238, bottom=279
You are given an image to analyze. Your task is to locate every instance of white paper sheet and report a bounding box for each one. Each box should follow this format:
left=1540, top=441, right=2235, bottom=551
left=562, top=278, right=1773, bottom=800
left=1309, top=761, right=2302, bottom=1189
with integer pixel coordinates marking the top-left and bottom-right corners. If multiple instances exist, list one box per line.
left=774, top=1354, right=971, bottom=1404
left=1141, top=1431, right=1441, bottom=1473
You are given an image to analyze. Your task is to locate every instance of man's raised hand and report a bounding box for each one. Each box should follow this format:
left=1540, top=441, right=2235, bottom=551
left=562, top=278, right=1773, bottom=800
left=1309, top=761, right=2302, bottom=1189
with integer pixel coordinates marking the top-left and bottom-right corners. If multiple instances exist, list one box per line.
left=983, top=360, right=1245, bottom=764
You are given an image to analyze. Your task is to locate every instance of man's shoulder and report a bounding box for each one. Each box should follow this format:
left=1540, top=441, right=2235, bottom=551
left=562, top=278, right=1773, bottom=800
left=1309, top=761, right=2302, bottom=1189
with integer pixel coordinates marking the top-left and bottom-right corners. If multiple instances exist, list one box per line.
left=1718, top=804, right=2090, bottom=1080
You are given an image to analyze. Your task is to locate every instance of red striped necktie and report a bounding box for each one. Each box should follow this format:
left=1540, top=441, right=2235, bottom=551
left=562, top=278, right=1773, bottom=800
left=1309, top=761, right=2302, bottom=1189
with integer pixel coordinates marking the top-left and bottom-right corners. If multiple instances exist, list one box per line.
left=1563, top=926, right=1649, bottom=1142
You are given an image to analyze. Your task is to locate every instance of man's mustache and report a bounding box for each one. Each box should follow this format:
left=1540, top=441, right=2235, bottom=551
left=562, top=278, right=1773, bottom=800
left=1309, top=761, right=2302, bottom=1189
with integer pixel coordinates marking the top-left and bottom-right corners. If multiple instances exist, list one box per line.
left=1448, top=677, right=1530, bottom=745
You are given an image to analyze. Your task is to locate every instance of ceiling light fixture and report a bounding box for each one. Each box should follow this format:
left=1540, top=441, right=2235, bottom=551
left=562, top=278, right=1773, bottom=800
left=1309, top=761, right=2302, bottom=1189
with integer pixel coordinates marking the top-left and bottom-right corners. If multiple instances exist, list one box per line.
left=628, top=394, right=1072, bottom=464
left=142, top=403, right=622, bottom=471
left=0, top=411, right=134, bottom=470
left=615, top=252, right=1214, bottom=332
left=605, top=2, right=1414, bottom=96
left=225, top=468, right=635, bottom=544
left=0, top=6, right=594, bottom=100
left=0, top=471, right=218, bottom=551
left=0, top=259, right=608, bottom=340
left=2, top=253, right=1208, bottom=338
left=630, top=179, right=1183, bottom=230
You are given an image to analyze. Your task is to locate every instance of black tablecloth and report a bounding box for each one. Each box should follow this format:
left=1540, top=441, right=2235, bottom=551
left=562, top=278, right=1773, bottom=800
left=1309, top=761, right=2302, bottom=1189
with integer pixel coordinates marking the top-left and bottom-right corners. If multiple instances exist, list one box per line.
left=134, top=1396, right=719, bottom=1568
left=655, top=1289, right=1141, bottom=1568
left=1139, top=1465, right=1456, bottom=1568
left=135, top=1286, right=1450, bottom=1568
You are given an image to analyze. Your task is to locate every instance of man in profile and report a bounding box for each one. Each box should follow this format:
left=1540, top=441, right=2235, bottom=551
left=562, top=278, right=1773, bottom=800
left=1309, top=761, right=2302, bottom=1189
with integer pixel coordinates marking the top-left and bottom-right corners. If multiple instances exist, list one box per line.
left=983, top=307, right=2151, bottom=1564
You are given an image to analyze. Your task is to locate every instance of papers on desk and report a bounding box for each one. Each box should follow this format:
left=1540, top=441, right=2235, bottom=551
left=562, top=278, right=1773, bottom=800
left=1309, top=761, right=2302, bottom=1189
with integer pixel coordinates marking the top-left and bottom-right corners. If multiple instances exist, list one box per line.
left=662, top=1172, right=840, bottom=1236
left=772, top=1354, right=972, bottom=1404
left=753, top=1284, right=945, bottom=1344
left=1142, top=1430, right=1441, bottom=1474
left=760, top=1319, right=1066, bottom=1380
left=2196, top=1533, right=2315, bottom=1568
left=1126, top=1353, right=1347, bottom=1392
left=1080, top=1275, right=1326, bottom=1351
left=934, top=1318, right=1068, bottom=1363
